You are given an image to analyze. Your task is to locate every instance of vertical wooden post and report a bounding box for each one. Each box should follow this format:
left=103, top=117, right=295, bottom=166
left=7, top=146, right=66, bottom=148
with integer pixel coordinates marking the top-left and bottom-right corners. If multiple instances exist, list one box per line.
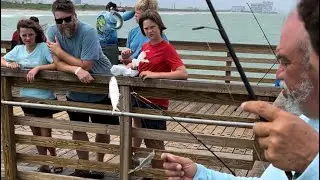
left=1, top=77, right=18, bottom=180
left=119, top=86, right=132, bottom=180
left=225, top=52, right=232, bottom=83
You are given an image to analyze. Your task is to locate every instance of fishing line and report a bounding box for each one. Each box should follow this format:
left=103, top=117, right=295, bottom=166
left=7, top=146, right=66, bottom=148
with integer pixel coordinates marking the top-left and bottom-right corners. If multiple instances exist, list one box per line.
left=131, top=92, right=236, bottom=175
left=245, top=2, right=280, bottom=86
left=122, top=68, right=235, bottom=174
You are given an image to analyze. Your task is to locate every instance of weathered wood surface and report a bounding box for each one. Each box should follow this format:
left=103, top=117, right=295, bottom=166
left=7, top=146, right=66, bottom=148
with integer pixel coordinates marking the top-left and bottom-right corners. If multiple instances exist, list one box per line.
left=1, top=68, right=281, bottom=97
left=12, top=97, right=259, bottom=123
left=1, top=77, right=18, bottom=180
left=2, top=40, right=277, bottom=85
left=119, top=86, right=132, bottom=180
left=14, top=116, right=254, bottom=149
left=2, top=39, right=276, bottom=55
left=0, top=105, right=267, bottom=179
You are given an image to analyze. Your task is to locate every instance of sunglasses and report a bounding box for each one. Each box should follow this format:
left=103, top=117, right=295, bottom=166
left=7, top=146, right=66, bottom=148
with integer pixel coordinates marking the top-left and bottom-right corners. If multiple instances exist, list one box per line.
left=55, top=16, right=72, bottom=24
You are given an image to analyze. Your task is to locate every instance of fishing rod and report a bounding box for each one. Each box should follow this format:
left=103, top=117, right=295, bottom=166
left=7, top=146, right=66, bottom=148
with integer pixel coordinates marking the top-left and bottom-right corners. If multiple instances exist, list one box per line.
left=245, top=3, right=280, bottom=86
left=246, top=3, right=293, bottom=180
left=204, top=0, right=256, bottom=101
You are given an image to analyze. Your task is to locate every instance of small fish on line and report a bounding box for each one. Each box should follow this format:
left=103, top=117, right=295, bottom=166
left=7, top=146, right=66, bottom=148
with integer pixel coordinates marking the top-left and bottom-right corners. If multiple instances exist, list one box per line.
left=128, top=150, right=155, bottom=175
left=109, top=76, right=120, bottom=114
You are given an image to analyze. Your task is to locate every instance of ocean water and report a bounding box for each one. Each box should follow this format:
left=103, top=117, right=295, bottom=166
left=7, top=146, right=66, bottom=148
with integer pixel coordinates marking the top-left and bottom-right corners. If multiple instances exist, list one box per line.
left=1, top=9, right=285, bottom=84
left=1, top=9, right=286, bottom=44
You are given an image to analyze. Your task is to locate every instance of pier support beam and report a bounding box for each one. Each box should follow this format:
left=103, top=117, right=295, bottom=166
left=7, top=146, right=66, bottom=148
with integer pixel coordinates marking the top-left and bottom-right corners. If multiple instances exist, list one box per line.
left=119, top=86, right=132, bottom=180
left=1, top=77, right=18, bottom=180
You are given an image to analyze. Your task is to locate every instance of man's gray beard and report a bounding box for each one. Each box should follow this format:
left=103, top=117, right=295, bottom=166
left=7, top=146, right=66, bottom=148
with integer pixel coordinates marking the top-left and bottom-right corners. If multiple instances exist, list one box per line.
left=280, top=74, right=313, bottom=115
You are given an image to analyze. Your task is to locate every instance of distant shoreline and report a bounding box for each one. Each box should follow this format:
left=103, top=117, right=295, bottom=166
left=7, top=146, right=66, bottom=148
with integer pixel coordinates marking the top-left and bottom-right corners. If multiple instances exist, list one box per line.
left=1, top=1, right=278, bottom=14
left=1, top=1, right=208, bottom=12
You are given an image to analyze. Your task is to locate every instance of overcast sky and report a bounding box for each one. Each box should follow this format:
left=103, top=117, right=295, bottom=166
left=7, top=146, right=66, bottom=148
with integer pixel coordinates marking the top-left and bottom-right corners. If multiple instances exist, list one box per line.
left=35, top=0, right=298, bottom=13
left=82, top=0, right=298, bottom=12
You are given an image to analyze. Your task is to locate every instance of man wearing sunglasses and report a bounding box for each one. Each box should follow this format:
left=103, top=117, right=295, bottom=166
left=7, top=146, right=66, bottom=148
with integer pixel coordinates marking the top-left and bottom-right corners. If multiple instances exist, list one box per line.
left=46, top=0, right=118, bottom=178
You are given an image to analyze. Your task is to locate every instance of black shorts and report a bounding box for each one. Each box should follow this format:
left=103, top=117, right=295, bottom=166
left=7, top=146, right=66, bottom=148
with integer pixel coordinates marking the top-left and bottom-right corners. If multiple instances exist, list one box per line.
left=22, top=98, right=58, bottom=117
left=66, top=97, right=119, bottom=125
left=132, top=97, right=167, bottom=130
left=22, top=107, right=58, bottom=117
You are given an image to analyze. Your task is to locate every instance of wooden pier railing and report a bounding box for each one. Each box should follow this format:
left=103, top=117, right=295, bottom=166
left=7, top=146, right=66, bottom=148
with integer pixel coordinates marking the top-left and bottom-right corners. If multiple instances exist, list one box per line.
left=2, top=39, right=278, bottom=85
left=1, top=67, right=281, bottom=179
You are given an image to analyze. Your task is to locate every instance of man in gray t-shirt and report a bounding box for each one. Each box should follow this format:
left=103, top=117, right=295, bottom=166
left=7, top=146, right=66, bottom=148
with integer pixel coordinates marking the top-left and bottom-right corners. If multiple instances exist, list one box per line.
left=47, top=0, right=118, bottom=178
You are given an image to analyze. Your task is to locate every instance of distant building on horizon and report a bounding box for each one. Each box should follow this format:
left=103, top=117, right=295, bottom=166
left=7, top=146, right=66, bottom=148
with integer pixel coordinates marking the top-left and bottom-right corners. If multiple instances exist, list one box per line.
left=250, top=1, right=273, bottom=13
left=231, top=5, right=245, bottom=12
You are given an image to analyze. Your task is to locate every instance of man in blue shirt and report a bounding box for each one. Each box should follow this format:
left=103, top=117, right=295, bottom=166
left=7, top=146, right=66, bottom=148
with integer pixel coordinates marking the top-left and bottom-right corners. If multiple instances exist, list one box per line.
left=97, top=2, right=135, bottom=65
left=47, top=0, right=118, bottom=178
left=161, top=9, right=319, bottom=180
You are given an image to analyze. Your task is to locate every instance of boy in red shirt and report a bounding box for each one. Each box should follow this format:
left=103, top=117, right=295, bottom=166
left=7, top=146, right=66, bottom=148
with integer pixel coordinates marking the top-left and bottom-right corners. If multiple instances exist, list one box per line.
left=128, top=10, right=188, bottom=170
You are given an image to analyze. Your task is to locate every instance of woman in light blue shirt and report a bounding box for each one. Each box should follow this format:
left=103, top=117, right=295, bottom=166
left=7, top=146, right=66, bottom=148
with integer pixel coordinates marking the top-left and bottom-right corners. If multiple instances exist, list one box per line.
left=1, top=19, right=62, bottom=174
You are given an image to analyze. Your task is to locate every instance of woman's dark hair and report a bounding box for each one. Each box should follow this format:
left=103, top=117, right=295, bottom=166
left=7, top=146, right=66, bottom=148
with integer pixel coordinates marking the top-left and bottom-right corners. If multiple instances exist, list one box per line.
left=52, top=0, right=75, bottom=14
left=29, top=16, right=39, bottom=23
left=106, top=2, right=118, bottom=11
left=139, top=10, right=166, bottom=36
left=17, top=19, right=45, bottom=44
left=298, top=0, right=319, bottom=55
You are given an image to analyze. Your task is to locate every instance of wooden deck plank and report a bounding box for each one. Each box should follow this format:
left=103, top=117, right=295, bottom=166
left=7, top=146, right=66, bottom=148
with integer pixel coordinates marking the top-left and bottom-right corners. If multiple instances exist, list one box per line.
left=233, top=148, right=246, bottom=155
left=202, top=125, right=217, bottom=135
left=196, top=104, right=213, bottom=114
left=242, top=128, right=254, bottom=140
left=221, top=127, right=236, bottom=137
left=180, top=102, right=204, bottom=114
left=167, top=122, right=178, bottom=131
left=192, top=124, right=207, bottom=134
left=222, top=105, right=238, bottom=116
left=204, top=104, right=221, bottom=115
left=172, top=101, right=190, bottom=112
left=168, top=101, right=182, bottom=111
left=188, top=102, right=206, bottom=113
left=172, top=122, right=188, bottom=133
left=231, top=128, right=246, bottom=139
left=239, top=111, right=250, bottom=118
left=211, top=146, right=223, bottom=152
left=248, top=113, right=259, bottom=119
left=213, top=105, right=229, bottom=115
left=180, top=123, right=198, bottom=133
left=186, top=143, right=200, bottom=150
left=211, top=126, right=225, bottom=136
left=231, top=106, right=243, bottom=117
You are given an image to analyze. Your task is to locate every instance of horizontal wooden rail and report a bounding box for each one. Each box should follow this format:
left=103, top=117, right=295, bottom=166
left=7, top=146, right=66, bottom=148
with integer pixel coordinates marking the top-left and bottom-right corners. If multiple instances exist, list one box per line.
left=2, top=39, right=276, bottom=54
left=180, top=54, right=276, bottom=64
left=1, top=169, right=93, bottom=180
left=185, top=64, right=277, bottom=74
left=2, top=68, right=281, bottom=96
left=12, top=97, right=257, bottom=122
left=15, top=135, right=253, bottom=169
left=117, top=38, right=276, bottom=54
left=16, top=153, right=163, bottom=179
left=189, top=74, right=275, bottom=84
left=14, top=116, right=253, bottom=149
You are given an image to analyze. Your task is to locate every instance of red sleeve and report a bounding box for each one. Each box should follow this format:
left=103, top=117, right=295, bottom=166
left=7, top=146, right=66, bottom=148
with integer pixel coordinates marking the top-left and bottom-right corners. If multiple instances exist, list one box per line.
left=11, top=31, right=20, bottom=42
left=141, top=42, right=148, bottom=52
left=165, top=44, right=184, bottom=70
